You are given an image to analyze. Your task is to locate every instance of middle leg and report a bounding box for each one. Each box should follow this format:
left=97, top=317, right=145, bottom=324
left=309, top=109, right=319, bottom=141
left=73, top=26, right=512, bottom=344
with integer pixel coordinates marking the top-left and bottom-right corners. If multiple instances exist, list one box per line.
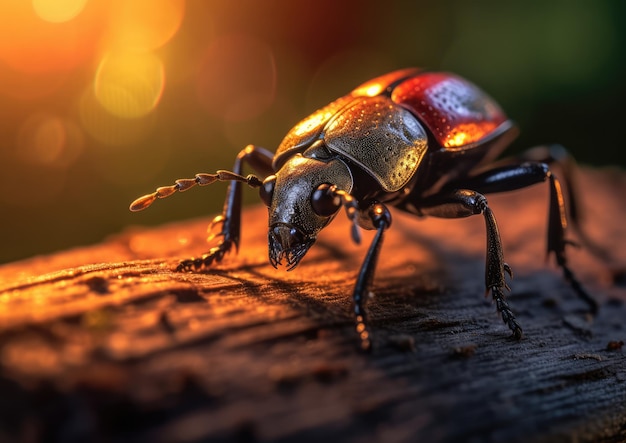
left=411, top=189, right=522, bottom=339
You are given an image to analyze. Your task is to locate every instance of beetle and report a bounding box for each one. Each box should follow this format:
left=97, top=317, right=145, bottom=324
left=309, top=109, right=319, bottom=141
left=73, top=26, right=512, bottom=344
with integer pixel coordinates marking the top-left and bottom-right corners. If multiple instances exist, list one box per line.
left=130, top=68, right=597, bottom=351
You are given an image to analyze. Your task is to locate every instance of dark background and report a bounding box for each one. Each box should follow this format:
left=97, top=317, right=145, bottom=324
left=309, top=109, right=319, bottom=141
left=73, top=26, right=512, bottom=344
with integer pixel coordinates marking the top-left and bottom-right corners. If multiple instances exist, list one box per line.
left=1, top=0, right=624, bottom=264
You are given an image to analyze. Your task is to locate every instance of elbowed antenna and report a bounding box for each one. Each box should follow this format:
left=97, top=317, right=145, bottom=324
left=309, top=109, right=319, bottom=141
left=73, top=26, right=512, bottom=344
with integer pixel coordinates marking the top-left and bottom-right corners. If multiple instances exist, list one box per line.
left=129, top=170, right=263, bottom=212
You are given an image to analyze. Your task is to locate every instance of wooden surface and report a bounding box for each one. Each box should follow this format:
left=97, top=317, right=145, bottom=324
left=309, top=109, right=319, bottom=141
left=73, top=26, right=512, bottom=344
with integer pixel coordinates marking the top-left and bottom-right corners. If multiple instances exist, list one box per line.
left=1, top=166, right=625, bottom=443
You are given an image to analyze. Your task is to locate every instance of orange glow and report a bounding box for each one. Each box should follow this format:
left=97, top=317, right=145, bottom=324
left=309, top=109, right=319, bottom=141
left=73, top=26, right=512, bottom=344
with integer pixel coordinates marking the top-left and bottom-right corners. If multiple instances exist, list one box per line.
left=350, top=67, right=421, bottom=98
left=352, top=83, right=384, bottom=97
left=32, top=0, right=87, bottom=23
left=444, top=122, right=498, bottom=148
left=0, top=0, right=187, bottom=220
left=94, top=51, right=165, bottom=119
left=0, top=67, right=69, bottom=101
left=103, top=0, right=185, bottom=51
left=0, top=0, right=184, bottom=106
left=0, top=1, right=103, bottom=74
left=287, top=95, right=356, bottom=139
left=292, top=110, right=331, bottom=137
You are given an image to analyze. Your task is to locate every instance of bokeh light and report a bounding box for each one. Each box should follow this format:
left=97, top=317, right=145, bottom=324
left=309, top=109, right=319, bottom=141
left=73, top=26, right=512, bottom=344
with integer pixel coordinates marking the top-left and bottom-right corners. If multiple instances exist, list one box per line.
left=94, top=51, right=165, bottom=119
left=0, top=1, right=102, bottom=74
left=16, top=113, right=84, bottom=168
left=32, top=0, right=88, bottom=23
left=102, top=0, right=185, bottom=51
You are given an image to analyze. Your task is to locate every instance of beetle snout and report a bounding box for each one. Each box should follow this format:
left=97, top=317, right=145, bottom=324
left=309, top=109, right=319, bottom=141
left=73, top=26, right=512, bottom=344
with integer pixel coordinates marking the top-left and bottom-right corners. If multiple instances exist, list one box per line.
left=272, top=223, right=304, bottom=248
left=268, top=223, right=314, bottom=271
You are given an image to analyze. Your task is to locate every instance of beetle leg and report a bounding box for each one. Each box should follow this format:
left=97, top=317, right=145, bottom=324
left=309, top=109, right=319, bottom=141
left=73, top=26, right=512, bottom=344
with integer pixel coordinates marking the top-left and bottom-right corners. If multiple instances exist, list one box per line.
left=517, top=145, right=581, bottom=223
left=415, top=190, right=523, bottom=340
left=176, top=145, right=275, bottom=272
left=332, top=188, right=362, bottom=244
left=444, top=162, right=597, bottom=314
left=519, top=145, right=612, bottom=264
left=479, top=145, right=608, bottom=263
left=352, top=202, right=392, bottom=351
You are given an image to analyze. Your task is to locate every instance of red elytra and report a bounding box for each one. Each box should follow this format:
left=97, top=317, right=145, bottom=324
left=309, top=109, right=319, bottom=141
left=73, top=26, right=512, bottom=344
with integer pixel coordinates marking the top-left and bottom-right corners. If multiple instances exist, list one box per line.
left=390, top=72, right=508, bottom=150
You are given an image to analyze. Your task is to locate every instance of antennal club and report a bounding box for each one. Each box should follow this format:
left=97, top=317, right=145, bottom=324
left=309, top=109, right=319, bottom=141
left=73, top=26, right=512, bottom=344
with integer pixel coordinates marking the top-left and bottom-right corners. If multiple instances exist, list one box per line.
left=129, top=170, right=263, bottom=212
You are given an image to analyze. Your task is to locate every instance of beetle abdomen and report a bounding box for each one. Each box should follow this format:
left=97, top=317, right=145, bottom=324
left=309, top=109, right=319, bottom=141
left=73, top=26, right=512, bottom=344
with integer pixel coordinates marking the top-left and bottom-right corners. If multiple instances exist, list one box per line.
left=391, top=72, right=508, bottom=150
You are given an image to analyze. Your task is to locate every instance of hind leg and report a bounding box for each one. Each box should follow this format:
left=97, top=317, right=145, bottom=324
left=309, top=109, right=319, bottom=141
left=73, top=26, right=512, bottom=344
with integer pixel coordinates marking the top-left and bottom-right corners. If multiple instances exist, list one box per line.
left=439, top=161, right=597, bottom=313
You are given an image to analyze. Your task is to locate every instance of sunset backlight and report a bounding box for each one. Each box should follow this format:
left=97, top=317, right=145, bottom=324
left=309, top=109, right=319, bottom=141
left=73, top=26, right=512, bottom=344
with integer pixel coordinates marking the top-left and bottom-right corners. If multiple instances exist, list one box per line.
left=32, top=0, right=88, bottom=23
left=0, top=0, right=621, bottom=266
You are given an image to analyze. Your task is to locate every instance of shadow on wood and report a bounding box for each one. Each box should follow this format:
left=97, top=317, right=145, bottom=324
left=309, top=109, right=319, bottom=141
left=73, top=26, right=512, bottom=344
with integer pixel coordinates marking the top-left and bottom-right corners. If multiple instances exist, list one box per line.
left=0, top=167, right=625, bottom=442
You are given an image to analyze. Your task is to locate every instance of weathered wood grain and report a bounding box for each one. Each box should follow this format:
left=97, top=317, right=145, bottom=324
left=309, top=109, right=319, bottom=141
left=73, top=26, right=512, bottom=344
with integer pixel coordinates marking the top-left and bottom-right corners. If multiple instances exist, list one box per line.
left=0, top=167, right=625, bottom=443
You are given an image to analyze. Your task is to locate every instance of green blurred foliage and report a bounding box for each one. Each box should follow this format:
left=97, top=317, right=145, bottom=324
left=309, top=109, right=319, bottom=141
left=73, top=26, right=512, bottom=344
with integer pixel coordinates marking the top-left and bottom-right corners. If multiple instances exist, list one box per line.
left=0, top=0, right=624, bottom=264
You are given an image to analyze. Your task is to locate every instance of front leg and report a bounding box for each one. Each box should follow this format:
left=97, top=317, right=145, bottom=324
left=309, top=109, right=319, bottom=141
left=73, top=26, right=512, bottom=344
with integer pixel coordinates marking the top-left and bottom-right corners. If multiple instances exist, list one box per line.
left=352, top=203, right=392, bottom=351
left=177, top=145, right=275, bottom=272
left=414, top=190, right=522, bottom=340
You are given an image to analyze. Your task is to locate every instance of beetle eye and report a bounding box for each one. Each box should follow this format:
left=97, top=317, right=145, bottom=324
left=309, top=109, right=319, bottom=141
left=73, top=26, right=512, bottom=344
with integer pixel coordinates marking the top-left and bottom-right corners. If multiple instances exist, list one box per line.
left=311, top=183, right=341, bottom=217
left=259, top=175, right=276, bottom=207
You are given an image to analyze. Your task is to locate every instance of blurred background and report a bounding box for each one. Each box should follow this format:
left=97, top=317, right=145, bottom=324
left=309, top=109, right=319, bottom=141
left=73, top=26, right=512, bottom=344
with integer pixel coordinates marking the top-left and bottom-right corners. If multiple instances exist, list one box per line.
left=0, top=0, right=624, bottom=264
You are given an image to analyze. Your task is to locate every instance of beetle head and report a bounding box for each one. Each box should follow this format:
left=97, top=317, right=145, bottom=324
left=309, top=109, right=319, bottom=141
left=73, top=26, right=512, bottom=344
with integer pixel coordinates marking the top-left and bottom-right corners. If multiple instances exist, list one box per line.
left=259, top=154, right=353, bottom=270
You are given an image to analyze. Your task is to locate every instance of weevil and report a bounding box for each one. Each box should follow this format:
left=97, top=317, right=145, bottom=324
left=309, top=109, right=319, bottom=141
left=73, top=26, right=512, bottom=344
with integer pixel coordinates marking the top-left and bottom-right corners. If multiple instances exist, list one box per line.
left=131, top=68, right=597, bottom=351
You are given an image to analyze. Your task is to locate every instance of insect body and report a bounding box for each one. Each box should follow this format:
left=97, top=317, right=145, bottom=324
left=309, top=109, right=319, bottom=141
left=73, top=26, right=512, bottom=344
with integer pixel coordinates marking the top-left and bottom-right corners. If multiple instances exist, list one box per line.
left=131, top=68, right=596, bottom=351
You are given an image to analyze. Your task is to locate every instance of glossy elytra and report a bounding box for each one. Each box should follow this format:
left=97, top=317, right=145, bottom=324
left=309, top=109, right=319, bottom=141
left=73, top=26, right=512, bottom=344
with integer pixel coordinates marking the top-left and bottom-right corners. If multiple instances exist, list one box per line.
left=130, top=68, right=598, bottom=351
